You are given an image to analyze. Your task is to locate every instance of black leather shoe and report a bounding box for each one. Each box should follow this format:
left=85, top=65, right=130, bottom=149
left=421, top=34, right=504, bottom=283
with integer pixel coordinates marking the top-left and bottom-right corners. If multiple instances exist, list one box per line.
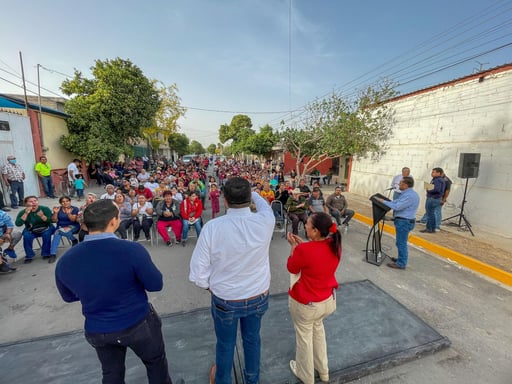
left=419, top=229, right=434, bottom=233
left=48, top=255, right=57, bottom=264
left=387, top=262, right=405, bottom=270
left=24, top=258, right=33, bottom=264
left=390, top=257, right=398, bottom=262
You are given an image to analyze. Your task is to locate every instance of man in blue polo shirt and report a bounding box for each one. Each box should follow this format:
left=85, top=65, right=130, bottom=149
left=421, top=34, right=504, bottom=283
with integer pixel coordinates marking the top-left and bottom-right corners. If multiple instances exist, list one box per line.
left=55, top=199, right=172, bottom=384
left=377, top=176, right=419, bottom=269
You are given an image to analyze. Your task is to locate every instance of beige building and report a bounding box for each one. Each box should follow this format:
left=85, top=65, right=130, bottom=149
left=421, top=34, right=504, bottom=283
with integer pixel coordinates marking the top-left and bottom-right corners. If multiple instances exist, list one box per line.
left=0, top=94, right=76, bottom=199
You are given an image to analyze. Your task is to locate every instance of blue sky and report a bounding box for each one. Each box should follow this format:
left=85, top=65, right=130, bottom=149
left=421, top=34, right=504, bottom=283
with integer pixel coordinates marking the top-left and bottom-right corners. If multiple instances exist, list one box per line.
left=1, top=0, right=511, bottom=147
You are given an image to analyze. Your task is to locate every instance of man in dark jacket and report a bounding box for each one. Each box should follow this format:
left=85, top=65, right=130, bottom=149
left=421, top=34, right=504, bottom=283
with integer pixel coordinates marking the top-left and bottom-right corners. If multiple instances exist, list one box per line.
left=55, top=199, right=172, bottom=384
left=420, top=167, right=446, bottom=234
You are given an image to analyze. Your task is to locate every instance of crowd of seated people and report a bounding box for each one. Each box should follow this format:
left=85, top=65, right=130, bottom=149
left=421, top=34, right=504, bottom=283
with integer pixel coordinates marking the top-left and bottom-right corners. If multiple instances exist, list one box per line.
left=9, top=156, right=352, bottom=263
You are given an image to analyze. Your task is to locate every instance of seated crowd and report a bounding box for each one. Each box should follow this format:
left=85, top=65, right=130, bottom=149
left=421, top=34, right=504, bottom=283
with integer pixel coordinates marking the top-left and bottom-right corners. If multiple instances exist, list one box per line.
left=0, top=156, right=354, bottom=268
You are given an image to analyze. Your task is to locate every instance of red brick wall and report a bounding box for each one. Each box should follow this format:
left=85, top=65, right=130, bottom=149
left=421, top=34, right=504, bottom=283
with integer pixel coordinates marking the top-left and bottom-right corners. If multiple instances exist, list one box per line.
left=283, top=152, right=333, bottom=175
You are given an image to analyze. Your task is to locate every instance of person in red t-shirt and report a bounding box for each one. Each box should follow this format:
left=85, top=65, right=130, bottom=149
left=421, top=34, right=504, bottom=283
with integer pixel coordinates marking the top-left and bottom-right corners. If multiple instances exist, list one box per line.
left=136, top=184, right=153, bottom=200
left=286, top=212, right=342, bottom=384
left=180, top=191, right=203, bottom=246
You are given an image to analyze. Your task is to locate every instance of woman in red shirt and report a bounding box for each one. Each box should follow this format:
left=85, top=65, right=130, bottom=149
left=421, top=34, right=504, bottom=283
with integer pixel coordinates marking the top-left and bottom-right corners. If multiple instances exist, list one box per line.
left=180, top=191, right=203, bottom=246
left=286, top=212, right=342, bottom=384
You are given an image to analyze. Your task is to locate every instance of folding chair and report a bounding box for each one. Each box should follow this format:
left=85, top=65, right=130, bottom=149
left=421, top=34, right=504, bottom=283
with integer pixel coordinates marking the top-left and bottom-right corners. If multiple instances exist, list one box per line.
left=271, top=200, right=286, bottom=237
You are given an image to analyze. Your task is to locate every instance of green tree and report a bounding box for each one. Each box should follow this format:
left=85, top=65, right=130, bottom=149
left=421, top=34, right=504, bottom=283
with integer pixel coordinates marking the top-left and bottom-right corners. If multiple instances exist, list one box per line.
left=60, top=57, right=160, bottom=161
left=168, top=132, right=190, bottom=156
left=280, top=80, right=397, bottom=177
left=245, top=124, right=278, bottom=158
left=141, top=82, right=186, bottom=157
left=189, top=140, right=206, bottom=154
left=219, top=114, right=255, bottom=155
left=207, top=144, right=217, bottom=154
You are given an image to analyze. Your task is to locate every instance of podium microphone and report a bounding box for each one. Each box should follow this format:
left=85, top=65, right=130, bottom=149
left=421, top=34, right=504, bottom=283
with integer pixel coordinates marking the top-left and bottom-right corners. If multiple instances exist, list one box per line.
left=385, top=187, right=394, bottom=191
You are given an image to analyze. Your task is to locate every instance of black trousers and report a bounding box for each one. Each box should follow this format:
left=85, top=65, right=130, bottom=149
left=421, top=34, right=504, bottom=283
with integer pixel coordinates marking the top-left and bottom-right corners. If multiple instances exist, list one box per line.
left=85, top=306, right=172, bottom=384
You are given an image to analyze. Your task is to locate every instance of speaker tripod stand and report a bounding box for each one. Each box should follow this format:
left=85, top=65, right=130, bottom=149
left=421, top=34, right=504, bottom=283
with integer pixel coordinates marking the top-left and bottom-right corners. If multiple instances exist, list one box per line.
left=443, top=178, right=475, bottom=236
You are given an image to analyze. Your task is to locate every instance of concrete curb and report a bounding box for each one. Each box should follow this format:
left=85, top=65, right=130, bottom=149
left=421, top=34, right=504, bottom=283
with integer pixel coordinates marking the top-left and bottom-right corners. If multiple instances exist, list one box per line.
left=354, top=213, right=512, bottom=287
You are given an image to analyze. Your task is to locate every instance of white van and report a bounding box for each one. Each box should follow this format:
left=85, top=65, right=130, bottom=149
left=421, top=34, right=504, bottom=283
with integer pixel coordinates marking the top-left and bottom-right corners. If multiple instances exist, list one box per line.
left=182, top=155, right=194, bottom=164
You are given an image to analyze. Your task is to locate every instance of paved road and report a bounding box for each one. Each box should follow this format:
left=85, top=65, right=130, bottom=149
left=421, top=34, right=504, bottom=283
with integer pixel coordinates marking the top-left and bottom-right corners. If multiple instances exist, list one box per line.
left=0, top=188, right=510, bottom=383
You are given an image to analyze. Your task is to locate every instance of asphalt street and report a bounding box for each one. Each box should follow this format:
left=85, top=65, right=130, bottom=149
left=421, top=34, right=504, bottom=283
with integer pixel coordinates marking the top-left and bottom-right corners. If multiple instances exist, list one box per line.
left=0, top=190, right=510, bottom=383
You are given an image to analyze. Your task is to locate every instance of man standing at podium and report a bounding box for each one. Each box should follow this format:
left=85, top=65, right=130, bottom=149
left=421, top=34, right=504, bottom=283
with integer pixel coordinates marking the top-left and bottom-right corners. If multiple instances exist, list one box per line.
left=376, top=176, right=419, bottom=269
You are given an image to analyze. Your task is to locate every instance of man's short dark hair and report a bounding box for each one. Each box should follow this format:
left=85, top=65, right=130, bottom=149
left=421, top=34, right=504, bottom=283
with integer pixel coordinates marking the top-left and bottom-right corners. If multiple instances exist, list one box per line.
left=224, top=177, right=251, bottom=207
left=432, top=167, right=444, bottom=174
left=83, top=200, right=119, bottom=232
left=401, top=176, right=414, bottom=188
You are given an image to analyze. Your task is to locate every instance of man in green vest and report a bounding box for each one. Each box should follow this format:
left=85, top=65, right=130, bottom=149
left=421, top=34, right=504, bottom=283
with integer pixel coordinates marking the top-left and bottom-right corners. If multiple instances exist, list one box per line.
left=34, top=155, right=56, bottom=198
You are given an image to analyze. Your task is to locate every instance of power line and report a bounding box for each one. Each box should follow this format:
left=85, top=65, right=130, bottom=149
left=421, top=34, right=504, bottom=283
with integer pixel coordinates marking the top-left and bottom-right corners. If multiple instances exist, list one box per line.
left=0, top=58, right=21, bottom=77
left=184, top=106, right=293, bottom=114
left=0, top=75, right=23, bottom=89
left=0, top=65, right=65, bottom=98
left=268, top=0, right=512, bottom=129
left=39, top=65, right=73, bottom=78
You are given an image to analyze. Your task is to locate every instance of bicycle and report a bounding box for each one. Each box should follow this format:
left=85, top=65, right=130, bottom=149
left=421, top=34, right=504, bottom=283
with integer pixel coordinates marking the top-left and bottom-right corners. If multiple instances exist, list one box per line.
left=55, top=173, right=70, bottom=197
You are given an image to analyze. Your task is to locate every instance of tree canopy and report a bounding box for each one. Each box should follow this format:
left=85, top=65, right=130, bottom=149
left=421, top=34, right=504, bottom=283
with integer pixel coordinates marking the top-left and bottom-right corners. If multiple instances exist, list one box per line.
left=189, top=140, right=206, bottom=154
left=244, top=124, right=278, bottom=157
left=219, top=114, right=255, bottom=154
left=141, top=82, right=186, bottom=157
left=280, top=80, right=397, bottom=177
left=60, top=57, right=160, bottom=161
left=168, top=132, right=190, bottom=156
left=207, top=144, right=217, bottom=154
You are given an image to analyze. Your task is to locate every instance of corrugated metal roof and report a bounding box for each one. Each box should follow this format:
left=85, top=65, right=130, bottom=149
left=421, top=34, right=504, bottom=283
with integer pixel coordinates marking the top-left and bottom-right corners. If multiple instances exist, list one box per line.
left=0, top=94, right=69, bottom=118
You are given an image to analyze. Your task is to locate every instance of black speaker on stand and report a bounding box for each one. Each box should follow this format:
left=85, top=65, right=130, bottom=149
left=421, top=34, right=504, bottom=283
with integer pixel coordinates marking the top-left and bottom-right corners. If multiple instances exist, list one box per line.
left=443, top=153, right=480, bottom=236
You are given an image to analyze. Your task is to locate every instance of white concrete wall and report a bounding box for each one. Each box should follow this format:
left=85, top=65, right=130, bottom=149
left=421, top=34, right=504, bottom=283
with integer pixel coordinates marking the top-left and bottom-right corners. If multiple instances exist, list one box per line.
left=0, top=112, right=39, bottom=202
left=350, top=68, right=512, bottom=237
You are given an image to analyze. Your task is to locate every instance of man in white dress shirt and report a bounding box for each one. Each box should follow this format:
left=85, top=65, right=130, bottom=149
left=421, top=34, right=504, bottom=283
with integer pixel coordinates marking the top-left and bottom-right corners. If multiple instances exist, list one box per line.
left=391, top=167, right=411, bottom=200
left=189, top=177, right=275, bottom=384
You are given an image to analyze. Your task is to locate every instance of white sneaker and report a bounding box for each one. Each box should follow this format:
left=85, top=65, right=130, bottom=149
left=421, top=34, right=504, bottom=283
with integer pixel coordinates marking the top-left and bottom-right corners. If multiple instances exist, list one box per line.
left=289, top=360, right=298, bottom=377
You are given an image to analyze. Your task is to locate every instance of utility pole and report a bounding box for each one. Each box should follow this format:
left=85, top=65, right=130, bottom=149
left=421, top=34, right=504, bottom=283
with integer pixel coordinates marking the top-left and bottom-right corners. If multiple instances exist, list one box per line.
left=19, top=51, right=29, bottom=109
left=37, top=64, right=45, bottom=150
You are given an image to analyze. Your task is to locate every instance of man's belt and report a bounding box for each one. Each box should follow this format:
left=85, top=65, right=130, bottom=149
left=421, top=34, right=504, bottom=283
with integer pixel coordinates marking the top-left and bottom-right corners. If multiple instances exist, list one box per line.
left=224, top=290, right=269, bottom=303
left=394, top=217, right=415, bottom=223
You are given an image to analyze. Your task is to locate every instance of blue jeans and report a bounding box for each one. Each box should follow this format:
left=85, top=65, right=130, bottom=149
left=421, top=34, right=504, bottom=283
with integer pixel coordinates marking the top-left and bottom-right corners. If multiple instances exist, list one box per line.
left=40, top=176, right=55, bottom=198
left=329, top=209, right=354, bottom=226
left=211, top=292, right=269, bottom=384
left=50, top=226, right=79, bottom=255
left=182, top=219, right=201, bottom=240
left=394, top=218, right=415, bottom=268
left=85, top=306, right=172, bottom=384
left=426, top=198, right=441, bottom=231
left=9, top=180, right=24, bottom=208
left=420, top=209, right=442, bottom=229
left=22, top=226, right=55, bottom=258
